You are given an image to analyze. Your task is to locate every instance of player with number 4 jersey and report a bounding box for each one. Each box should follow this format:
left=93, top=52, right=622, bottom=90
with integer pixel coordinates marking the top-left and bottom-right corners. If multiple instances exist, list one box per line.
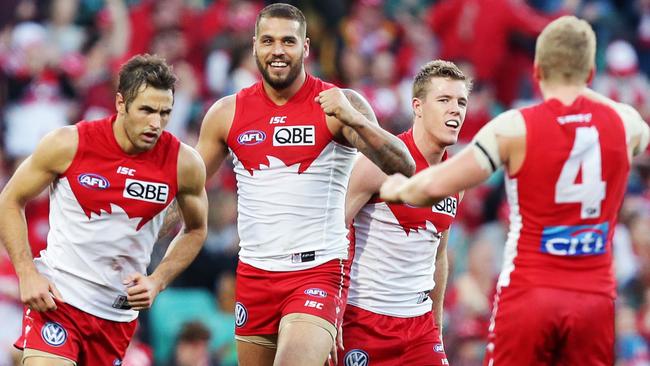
left=379, top=16, right=650, bottom=366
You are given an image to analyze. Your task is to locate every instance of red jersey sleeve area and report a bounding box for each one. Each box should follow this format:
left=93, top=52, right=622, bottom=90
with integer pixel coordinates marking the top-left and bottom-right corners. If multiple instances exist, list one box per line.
left=63, top=116, right=180, bottom=230
left=226, top=75, right=335, bottom=174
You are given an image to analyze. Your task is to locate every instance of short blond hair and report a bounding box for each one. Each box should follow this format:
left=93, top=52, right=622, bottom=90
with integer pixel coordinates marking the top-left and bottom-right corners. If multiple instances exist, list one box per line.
left=535, top=16, right=596, bottom=84
left=412, top=60, right=472, bottom=100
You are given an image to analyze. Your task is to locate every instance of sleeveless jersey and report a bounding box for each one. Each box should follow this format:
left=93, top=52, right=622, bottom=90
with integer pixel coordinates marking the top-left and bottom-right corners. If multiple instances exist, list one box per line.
left=348, top=129, right=459, bottom=317
left=227, top=75, right=356, bottom=271
left=34, top=116, right=180, bottom=321
left=499, top=96, right=629, bottom=298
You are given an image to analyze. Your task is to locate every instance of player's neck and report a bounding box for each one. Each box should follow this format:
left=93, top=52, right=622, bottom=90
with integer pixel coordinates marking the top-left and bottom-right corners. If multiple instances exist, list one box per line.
left=413, top=123, right=445, bottom=165
left=113, top=116, right=141, bottom=155
left=262, top=70, right=307, bottom=105
left=539, top=81, right=587, bottom=106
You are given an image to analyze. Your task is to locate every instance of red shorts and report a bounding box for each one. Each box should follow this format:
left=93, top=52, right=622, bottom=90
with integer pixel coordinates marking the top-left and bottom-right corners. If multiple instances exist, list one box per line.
left=339, top=305, right=448, bottom=366
left=235, top=259, right=348, bottom=336
left=14, top=300, right=137, bottom=365
left=484, top=286, right=614, bottom=366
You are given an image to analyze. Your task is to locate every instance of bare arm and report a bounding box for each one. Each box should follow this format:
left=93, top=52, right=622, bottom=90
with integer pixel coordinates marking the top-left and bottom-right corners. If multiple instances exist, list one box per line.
left=158, top=95, right=233, bottom=238
left=318, top=88, right=415, bottom=176
left=126, top=144, right=208, bottom=310
left=381, top=147, right=491, bottom=206
left=345, top=155, right=388, bottom=227
left=430, top=230, right=449, bottom=329
left=0, top=127, right=77, bottom=311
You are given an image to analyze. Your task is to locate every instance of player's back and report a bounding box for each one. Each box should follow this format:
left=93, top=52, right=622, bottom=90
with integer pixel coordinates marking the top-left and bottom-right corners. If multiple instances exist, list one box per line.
left=227, top=75, right=356, bottom=271
left=500, top=96, right=629, bottom=297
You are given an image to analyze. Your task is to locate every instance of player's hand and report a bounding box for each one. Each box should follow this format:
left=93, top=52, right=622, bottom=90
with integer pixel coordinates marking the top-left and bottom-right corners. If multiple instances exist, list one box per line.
left=328, top=325, right=344, bottom=366
left=379, top=173, right=408, bottom=203
left=19, top=270, right=63, bottom=312
left=123, top=273, right=162, bottom=311
left=315, top=88, right=361, bottom=126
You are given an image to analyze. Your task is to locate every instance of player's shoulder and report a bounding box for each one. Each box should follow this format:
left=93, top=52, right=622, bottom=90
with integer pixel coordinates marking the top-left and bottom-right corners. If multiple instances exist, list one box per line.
left=32, top=125, right=79, bottom=173
left=201, top=94, right=237, bottom=137
left=177, top=143, right=206, bottom=191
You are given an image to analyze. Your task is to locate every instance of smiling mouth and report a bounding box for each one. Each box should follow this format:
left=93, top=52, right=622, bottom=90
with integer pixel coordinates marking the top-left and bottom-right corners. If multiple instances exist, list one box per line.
left=268, top=60, right=289, bottom=69
left=445, top=120, right=460, bottom=128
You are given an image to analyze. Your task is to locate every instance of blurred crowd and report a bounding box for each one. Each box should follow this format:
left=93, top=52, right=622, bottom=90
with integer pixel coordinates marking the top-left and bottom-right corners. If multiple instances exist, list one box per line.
left=0, top=0, right=649, bottom=365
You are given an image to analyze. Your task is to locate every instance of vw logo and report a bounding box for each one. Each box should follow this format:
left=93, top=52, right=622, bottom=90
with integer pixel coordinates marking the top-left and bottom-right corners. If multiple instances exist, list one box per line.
left=344, top=349, right=369, bottom=366
left=41, top=322, right=67, bottom=347
left=235, top=302, right=248, bottom=328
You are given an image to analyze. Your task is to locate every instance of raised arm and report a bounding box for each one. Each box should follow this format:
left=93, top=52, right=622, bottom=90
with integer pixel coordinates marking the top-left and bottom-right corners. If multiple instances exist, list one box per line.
left=317, top=88, right=415, bottom=176
left=0, top=127, right=78, bottom=311
left=127, top=144, right=208, bottom=310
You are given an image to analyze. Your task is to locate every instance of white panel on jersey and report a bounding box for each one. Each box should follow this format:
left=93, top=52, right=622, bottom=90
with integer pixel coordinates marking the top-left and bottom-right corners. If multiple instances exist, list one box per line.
left=37, top=178, right=165, bottom=322
left=232, top=141, right=356, bottom=271
left=349, top=202, right=441, bottom=317
left=497, top=176, right=522, bottom=288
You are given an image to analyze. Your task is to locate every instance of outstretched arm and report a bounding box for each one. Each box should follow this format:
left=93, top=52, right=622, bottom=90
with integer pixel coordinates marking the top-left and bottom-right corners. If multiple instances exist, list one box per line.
left=317, top=88, right=415, bottom=176
left=0, top=127, right=77, bottom=311
left=126, top=144, right=208, bottom=310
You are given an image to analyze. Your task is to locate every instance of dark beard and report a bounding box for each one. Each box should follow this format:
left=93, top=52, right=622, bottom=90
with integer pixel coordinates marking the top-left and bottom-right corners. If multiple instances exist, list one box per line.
left=256, top=55, right=304, bottom=90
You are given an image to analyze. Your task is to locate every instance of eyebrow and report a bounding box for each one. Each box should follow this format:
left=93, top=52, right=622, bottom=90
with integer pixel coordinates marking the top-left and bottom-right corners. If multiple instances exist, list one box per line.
left=139, top=105, right=172, bottom=114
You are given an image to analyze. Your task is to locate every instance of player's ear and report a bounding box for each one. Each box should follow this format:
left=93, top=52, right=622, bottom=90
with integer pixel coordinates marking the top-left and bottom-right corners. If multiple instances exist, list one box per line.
left=116, top=93, right=126, bottom=115
left=533, top=63, right=542, bottom=82
left=304, top=37, right=310, bottom=59
left=412, top=97, right=423, bottom=118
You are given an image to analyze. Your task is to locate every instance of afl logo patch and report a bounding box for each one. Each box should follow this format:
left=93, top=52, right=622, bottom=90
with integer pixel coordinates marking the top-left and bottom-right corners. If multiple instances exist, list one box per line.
left=344, top=349, right=369, bottom=366
left=304, top=288, right=327, bottom=298
left=238, top=130, right=266, bottom=145
left=41, top=322, right=67, bottom=347
left=235, top=302, right=248, bottom=327
left=78, top=173, right=110, bottom=190
left=434, top=343, right=444, bottom=352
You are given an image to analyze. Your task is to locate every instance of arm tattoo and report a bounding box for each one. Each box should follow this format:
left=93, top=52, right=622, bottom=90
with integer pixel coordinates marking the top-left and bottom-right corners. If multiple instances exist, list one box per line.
left=341, top=89, right=415, bottom=176
left=158, top=200, right=181, bottom=240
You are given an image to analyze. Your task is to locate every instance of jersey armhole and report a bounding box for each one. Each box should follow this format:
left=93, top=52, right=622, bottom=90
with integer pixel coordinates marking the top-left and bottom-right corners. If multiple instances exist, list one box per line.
left=225, top=94, right=243, bottom=147
left=59, top=125, right=84, bottom=179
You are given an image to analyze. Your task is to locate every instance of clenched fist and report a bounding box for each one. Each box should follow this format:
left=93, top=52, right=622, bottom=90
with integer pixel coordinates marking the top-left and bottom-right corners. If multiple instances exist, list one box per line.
left=315, top=88, right=362, bottom=126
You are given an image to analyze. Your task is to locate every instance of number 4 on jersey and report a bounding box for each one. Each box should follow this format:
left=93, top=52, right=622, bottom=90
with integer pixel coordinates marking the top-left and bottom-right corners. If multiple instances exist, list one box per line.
left=555, top=127, right=606, bottom=219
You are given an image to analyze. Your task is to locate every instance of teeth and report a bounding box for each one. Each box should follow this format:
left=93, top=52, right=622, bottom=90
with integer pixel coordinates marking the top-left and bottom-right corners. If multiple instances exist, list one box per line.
left=445, top=121, right=459, bottom=128
left=270, top=62, right=287, bottom=67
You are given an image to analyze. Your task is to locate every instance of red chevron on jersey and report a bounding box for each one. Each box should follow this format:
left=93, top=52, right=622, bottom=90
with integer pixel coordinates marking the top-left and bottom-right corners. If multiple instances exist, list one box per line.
left=63, top=116, right=179, bottom=230
left=370, top=129, right=458, bottom=235
left=227, top=74, right=336, bottom=175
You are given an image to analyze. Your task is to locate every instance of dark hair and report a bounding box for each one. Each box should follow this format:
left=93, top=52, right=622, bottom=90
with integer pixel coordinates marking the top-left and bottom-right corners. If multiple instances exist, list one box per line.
left=117, top=54, right=176, bottom=111
left=255, top=3, right=307, bottom=39
left=412, top=60, right=472, bottom=100
left=177, top=321, right=211, bottom=343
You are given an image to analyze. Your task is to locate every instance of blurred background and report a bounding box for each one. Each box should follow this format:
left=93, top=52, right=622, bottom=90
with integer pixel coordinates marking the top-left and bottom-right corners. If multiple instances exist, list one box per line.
left=0, top=0, right=649, bottom=365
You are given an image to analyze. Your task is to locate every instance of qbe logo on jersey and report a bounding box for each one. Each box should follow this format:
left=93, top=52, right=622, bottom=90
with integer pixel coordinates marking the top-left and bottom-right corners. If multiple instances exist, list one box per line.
left=431, top=196, right=458, bottom=217
left=540, top=222, right=609, bottom=256
left=273, top=126, right=315, bottom=146
left=123, top=179, right=169, bottom=204
left=41, top=322, right=67, bottom=347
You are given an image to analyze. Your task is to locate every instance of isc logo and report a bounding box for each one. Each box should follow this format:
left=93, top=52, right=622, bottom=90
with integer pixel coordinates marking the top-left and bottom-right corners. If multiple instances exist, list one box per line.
left=273, top=126, right=315, bottom=146
left=78, top=173, right=110, bottom=190
left=269, top=116, right=287, bottom=124
left=432, top=197, right=457, bottom=217
left=238, top=130, right=266, bottom=145
left=123, top=179, right=169, bottom=204
left=304, top=300, right=324, bottom=309
left=541, top=222, right=608, bottom=256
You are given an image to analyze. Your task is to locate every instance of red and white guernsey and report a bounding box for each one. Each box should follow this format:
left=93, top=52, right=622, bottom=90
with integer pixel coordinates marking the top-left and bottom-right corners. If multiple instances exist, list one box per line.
left=500, top=96, right=630, bottom=298
left=227, top=75, right=356, bottom=271
left=34, top=115, right=179, bottom=321
left=348, top=129, right=459, bottom=317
